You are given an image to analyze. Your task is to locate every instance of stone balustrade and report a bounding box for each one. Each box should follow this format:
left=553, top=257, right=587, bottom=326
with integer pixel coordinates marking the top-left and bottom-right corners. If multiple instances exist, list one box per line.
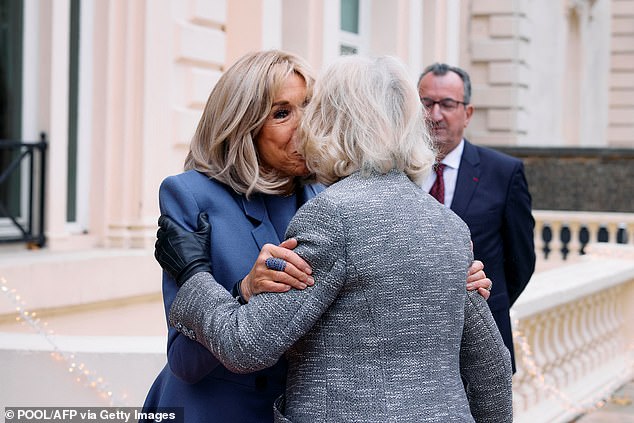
left=511, top=244, right=634, bottom=423
left=534, top=210, right=634, bottom=262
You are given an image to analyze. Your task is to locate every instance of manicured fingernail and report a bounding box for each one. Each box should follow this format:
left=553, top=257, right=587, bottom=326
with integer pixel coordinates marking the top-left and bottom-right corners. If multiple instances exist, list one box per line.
left=306, top=277, right=315, bottom=286
left=299, top=283, right=307, bottom=289
left=466, top=283, right=474, bottom=290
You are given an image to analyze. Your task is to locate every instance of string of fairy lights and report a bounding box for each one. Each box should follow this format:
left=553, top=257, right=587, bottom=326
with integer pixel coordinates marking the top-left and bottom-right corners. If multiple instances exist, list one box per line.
left=513, top=321, right=634, bottom=417
left=0, top=276, right=125, bottom=406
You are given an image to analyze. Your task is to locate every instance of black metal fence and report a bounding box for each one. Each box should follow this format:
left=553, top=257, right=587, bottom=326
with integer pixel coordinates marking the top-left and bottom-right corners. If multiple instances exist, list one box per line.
left=0, top=132, right=47, bottom=247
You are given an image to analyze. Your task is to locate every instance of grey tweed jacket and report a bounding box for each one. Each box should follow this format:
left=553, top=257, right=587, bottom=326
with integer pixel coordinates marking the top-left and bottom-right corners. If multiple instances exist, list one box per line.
left=169, top=170, right=513, bottom=422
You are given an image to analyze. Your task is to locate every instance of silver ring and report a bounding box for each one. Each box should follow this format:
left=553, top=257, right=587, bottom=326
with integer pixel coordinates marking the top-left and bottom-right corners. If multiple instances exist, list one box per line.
left=265, top=257, right=287, bottom=272
left=486, top=282, right=493, bottom=292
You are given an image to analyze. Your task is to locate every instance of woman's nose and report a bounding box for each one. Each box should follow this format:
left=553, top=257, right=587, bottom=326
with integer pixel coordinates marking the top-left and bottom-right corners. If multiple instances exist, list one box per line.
left=292, top=109, right=303, bottom=127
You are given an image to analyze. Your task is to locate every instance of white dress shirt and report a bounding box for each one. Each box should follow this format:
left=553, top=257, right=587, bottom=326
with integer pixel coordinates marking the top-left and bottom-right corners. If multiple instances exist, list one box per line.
left=422, top=139, right=464, bottom=207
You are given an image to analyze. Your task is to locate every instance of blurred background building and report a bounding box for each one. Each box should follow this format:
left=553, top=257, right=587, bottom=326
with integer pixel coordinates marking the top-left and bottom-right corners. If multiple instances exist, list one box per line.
left=0, top=1, right=633, bottom=421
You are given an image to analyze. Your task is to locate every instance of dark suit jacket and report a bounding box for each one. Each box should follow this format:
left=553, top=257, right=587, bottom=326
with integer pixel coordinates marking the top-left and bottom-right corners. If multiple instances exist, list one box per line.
left=141, top=170, right=322, bottom=423
left=450, top=140, right=536, bottom=370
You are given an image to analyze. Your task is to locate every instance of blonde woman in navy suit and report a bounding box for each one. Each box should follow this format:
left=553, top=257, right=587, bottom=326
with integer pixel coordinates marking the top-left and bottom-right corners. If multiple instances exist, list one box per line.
left=156, top=55, right=512, bottom=422
left=141, top=50, right=321, bottom=423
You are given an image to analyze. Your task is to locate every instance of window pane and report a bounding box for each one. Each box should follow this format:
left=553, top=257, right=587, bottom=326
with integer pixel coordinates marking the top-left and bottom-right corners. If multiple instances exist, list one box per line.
left=67, top=0, right=80, bottom=222
left=0, top=0, right=23, bottom=218
left=340, top=0, right=359, bottom=33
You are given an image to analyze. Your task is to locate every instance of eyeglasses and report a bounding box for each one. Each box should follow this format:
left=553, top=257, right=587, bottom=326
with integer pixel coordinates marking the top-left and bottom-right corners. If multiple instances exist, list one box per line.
left=421, top=97, right=468, bottom=112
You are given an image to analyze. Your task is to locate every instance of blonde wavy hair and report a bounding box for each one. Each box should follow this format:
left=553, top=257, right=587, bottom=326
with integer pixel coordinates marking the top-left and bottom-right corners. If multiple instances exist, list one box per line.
left=185, top=50, right=315, bottom=197
left=298, top=55, right=435, bottom=186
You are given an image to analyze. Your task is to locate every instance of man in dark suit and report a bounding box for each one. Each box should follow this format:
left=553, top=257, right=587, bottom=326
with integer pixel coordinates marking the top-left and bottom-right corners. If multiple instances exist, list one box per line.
left=418, top=63, right=536, bottom=371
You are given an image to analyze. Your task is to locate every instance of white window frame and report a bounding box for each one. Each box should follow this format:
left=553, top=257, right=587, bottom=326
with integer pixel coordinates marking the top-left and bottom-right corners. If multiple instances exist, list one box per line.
left=67, top=0, right=94, bottom=233
left=339, top=0, right=370, bottom=56
left=323, top=0, right=371, bottom=64
left=0, top=0, right=38, bottom=239
left=20, top=0, right=93, bottom=236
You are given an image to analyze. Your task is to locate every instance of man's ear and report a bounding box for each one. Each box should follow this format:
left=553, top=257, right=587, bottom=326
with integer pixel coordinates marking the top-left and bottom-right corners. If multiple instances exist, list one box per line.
left=464, top=104, right=474, bottom=127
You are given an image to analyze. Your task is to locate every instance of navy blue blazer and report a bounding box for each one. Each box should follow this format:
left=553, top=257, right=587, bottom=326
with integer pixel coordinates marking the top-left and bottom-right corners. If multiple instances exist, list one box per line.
left=450, top=140, right=536, bottom=370
left=141, top=170, right=322, bottom=422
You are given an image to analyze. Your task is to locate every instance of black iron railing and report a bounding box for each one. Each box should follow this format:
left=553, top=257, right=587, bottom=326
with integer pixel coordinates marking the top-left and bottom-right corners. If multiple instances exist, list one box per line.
left=0, top=132, right=47, bottom=247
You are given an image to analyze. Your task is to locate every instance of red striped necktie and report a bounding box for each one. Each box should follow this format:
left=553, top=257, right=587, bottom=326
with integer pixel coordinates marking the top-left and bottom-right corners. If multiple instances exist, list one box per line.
left=429, top=163, right=446, bottom=204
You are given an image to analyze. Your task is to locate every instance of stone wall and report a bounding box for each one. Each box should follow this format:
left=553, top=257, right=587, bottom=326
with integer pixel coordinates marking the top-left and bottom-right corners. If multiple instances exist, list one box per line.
left=493, top=147, right=634, bottom=212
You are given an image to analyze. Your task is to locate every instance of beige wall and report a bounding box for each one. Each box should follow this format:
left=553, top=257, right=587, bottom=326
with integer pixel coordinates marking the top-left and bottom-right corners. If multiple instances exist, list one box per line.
left=609, top=0, right=634, bottom=146
left=460, top=0, right=633, bottom=149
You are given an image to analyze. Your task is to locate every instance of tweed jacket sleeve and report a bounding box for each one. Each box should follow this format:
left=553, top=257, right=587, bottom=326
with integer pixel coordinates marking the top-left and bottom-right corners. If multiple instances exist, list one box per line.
left=168, top=194, right=347, bottom=373
left=460, top=290, right=513, bottom=422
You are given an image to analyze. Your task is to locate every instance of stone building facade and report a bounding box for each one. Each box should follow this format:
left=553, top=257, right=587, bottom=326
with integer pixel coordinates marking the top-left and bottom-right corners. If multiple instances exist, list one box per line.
left=0, top=0, right=632, bottom=301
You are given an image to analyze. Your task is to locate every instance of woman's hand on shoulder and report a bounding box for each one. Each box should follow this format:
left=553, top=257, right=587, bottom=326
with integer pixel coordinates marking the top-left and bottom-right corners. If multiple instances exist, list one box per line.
left=240, top=239, right=314, bottom=302
left=466, top=260, right=492, bottom=300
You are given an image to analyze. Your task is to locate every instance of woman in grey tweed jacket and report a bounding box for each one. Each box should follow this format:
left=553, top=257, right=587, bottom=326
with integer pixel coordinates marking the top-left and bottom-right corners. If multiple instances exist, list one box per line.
left=161, top=55, right=513, bottom=422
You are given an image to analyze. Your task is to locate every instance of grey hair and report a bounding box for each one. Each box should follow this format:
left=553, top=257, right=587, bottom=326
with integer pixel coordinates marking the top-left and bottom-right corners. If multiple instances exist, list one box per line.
left=299, top=55, right=435, bottom=186
left=418, top=63, right=471, bottom=104
left=185, top=50, right=315, bottom=198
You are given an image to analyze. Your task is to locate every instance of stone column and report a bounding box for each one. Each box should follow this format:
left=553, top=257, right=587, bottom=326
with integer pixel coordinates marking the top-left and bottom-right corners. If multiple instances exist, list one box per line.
left=462, top=0, right=531, bottom=146
left=93, top=0, right=226, bottom=249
